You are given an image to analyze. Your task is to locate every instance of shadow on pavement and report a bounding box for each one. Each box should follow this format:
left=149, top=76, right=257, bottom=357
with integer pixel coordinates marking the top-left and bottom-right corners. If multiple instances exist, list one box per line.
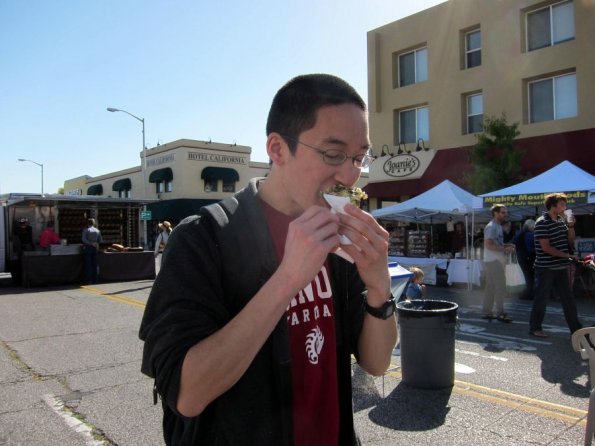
left=537, top=336, right=590, bottom=398
left=368, top=383, right=452, bottom=431
left=104, top=285, right=153, bottom=295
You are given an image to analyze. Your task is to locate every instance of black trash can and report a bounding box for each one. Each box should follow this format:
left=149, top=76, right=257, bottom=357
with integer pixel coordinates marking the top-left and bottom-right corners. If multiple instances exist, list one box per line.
left=397, top=299, right=458, bottom=389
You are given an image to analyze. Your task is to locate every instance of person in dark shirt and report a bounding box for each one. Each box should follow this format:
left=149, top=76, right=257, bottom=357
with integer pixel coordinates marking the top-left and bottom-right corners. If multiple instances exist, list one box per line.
left=513, top=219, right=535, bottom=300
left=10, top=217, right=34, bottom=284
left=529, top=193, right=582, bottom=338
left=502, top=220, right=514, bottom=244
left=450, top=221, right=466, bottom=254
left=13, top=217, right=34, bottom=251
left=82, top=218, right=102, bottom=284
left=139, top=74, right=397, bottom=445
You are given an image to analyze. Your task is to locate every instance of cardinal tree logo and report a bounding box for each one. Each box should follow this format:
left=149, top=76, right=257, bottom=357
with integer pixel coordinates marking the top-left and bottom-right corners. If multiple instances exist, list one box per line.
left=305, top=326, right=325, bottom=364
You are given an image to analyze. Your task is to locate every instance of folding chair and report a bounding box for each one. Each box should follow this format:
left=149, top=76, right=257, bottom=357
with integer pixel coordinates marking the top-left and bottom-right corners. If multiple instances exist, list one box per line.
left=572, top=327, right=595, bottom=445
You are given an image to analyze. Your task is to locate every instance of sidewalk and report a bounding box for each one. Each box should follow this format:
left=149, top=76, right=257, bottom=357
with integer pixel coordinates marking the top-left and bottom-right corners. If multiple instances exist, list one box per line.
left=0, top=276, right=592, bottom=444
left=355, top=282, right=594, bottom=445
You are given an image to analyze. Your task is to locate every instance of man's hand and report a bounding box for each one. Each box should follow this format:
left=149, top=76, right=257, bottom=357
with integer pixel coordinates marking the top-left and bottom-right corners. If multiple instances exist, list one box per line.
left=277, top=206, right=340, bottom=294
left=335, top=204, right=390, bottom=300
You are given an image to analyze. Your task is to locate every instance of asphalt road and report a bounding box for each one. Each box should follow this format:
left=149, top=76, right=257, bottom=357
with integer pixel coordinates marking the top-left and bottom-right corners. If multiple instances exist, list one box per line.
left=0, top=275, right=593, bottom=445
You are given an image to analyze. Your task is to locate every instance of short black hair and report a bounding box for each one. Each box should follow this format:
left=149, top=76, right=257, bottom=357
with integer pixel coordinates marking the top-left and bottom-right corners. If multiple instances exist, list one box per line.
left=266, top=74, right=366, bottom=153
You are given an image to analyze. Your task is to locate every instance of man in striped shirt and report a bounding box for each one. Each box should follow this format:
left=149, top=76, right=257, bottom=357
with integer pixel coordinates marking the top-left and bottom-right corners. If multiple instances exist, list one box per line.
left=529, top=193, right=582, bottom=338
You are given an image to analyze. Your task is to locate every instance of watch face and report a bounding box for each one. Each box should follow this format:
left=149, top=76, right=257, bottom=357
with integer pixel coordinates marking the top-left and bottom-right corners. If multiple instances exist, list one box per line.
left=366, top=298, right=396, bottom=319
left=383, top=301, right=396, bottom=318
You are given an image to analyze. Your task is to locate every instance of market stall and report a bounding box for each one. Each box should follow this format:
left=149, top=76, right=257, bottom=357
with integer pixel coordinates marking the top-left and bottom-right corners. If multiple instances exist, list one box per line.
left=481, top=161, right=595, bottom=219
left=481, top=160, right=595, bottom=295
left=1, top=193, right=157, bottom=286
left=372, top=180, right=490, bottom=288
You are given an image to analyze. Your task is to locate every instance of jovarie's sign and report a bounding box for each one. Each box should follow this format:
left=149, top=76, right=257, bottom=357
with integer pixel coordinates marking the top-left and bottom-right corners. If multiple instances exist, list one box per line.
left=382, top=154, right=420, bottom=177
left=370, top=149, right=436, bottom=182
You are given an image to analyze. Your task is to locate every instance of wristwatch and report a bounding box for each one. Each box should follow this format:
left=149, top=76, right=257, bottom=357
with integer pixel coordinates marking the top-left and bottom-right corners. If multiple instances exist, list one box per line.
left=364, top=293, right=397, bottom=320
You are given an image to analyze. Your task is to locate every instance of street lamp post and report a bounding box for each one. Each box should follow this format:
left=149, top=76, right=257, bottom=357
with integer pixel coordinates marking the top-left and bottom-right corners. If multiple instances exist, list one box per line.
left=18, top=158, right=44, bottom=195
left=106, top=107, right=148, bottom=249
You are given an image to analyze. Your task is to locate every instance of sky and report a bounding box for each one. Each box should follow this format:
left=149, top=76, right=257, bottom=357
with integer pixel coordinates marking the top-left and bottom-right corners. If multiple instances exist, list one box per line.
left=0, top=0, right=446, bottom=195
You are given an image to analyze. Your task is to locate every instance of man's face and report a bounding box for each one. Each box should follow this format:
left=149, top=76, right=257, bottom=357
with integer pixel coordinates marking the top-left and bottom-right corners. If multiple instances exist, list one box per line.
left=495, top=208, right=508, bottom=223
left=552, top=200, right=567, bottom=216
left=276, top=103, right=370, bottom=215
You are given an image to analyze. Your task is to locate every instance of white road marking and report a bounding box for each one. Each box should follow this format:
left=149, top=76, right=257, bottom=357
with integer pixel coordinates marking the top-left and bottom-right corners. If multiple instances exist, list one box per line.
left=42, top=394, right=106, bottom=446
left=455, top=363, right=476, bottom=374
left=456, top=347, right=508, bottom=362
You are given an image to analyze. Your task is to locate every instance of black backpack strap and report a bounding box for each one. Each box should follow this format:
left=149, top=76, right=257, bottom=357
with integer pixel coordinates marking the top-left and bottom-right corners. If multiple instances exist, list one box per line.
left=202, top=196, right=239, bottom=227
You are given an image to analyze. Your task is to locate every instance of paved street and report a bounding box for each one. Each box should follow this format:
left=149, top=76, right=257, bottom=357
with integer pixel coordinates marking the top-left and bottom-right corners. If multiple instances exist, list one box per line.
left=0, top=275, right=593, bottom=445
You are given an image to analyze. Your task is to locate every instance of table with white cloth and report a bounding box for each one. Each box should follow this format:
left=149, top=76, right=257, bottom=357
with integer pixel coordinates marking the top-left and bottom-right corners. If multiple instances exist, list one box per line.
left=446, top=259, right=484, bottom=286
left=388, top=256, right=448, bottom=285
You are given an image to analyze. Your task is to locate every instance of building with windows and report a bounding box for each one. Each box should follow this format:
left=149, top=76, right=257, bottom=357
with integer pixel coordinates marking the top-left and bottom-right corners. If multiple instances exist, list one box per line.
left=63, top=139, right=270, bottom=225
left=63, top=138, right=369, bottom=230
left=365, top=0, right=595, bottom=209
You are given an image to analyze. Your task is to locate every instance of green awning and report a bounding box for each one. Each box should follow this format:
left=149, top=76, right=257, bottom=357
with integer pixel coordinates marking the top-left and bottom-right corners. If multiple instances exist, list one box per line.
left=112, top=178, right=132, bottom=191
left=87, top=184, right=103, bottom=195
left=201, top=167, right=239, bottom=183
left=149, top=167, right=173, bottom=183
left=146, top=198, right=219, bottom=221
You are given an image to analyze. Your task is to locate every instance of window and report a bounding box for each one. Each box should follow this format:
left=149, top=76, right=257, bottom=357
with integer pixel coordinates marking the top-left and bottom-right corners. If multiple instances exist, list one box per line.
left=111, top=178, right=131, bottom=197
left=201, top=167, right=239, bottom=193
left=149, top=168, right=173, bottom=193
left=527, top=0, right=574, bottom=51
left=465, top=29, right=481, bottom=68
left=466, top=93, right=483, bottom=133
left=529, top=72, right=577, bottom=123
left=155, top=180, right=173, bottom=193
left=204, top=180, right=218, bottom=192
left=397, top=106, right=429, bottom=144
left=397, top=47, right=428, bottom=87
left=222, top=180, right=236, bottom=193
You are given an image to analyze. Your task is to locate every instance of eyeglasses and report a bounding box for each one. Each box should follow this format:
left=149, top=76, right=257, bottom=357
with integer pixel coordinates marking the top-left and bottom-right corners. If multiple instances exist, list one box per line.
left=281, top=134, right=375, bottom=169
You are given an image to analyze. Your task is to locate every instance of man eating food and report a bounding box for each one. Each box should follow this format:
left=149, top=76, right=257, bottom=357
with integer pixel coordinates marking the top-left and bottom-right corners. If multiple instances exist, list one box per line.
left=140, top=73, right=396, bottom=446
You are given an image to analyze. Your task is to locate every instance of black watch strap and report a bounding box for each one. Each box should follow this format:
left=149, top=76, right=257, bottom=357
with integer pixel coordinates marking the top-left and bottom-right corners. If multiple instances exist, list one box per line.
left=364, top=293, right=396, bottom=320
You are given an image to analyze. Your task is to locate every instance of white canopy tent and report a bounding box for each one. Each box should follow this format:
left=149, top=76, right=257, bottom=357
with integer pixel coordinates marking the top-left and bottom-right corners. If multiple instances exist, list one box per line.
left=372, top=180, right=488, bottom=289
left=372, top=179, right=488, bottom=224
left=481, top=161, right=595, bottom=219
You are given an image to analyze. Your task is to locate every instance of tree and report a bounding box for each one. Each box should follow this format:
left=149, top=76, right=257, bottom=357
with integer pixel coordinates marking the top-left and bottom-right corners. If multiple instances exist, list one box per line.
left=465, top=114, right=523, bottom=195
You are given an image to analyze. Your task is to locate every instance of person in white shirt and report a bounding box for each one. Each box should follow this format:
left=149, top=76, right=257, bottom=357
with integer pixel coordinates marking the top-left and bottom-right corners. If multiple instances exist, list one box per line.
left=482, top=205, right=515, bottom=322
left=154, top=221, right=172, bottom=265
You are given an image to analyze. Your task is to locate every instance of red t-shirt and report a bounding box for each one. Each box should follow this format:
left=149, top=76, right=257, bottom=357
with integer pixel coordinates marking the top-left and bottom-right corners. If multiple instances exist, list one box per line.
left=262, top=201, right=340, bottom=446
left=39, top=228, right=60, bottom=248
